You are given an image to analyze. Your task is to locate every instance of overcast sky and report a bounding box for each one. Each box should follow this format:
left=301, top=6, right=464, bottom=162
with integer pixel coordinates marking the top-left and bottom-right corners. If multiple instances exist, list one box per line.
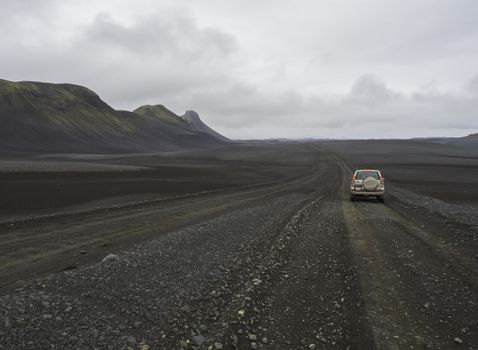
left=1, top=0, right=478, bottom=139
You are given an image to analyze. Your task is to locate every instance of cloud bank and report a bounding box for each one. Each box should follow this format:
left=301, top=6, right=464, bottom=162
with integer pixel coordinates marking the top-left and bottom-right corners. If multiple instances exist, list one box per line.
left=1, top=0, right=477, bottom=139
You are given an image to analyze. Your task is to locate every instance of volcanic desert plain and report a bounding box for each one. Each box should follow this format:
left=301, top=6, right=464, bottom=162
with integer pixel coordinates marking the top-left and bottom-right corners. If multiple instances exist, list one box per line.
left=0, top=80, right=477, bottom=349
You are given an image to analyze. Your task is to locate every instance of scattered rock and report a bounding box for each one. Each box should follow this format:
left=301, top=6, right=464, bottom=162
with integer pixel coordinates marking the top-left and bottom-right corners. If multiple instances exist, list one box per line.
left=316, top=335, right=327, bottom=343
left=454, top=337, right=463, bottom=344
left=101, top=253, right=118, bottom=262
left=181, top=305, right=191, bottom=313
left=309, top=344, right=316, bottom=350
left=126, top=336, right=136, bottom=345
left=252, top=278, right=262, bottom=285
left=192, top=335, right=206, bottom=347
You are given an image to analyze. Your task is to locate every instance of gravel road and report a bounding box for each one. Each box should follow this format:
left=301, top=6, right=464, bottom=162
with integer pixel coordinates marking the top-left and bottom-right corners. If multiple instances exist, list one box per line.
left=1, top=145, right=477, bottom=349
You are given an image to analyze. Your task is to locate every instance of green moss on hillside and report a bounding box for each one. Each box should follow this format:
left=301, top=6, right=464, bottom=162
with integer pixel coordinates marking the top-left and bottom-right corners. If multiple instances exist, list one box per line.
left=0, top=79, right=138, bottom=134
left=0, top=79, right=226, bottom=153
left=134, top=104, right=188, bottom=126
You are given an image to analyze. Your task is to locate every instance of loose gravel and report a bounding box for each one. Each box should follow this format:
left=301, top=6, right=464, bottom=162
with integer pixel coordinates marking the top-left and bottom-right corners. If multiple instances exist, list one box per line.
left=1, top=193, right=311, bottom=349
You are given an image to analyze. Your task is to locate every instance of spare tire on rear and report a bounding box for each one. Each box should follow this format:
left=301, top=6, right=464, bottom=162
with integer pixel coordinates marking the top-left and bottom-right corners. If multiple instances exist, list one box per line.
left=363, top=176, right=379, bottom=191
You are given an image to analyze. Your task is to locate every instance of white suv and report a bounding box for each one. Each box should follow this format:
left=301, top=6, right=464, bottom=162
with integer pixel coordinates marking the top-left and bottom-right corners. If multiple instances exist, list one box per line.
left=350, top=169, right=385, bottom=202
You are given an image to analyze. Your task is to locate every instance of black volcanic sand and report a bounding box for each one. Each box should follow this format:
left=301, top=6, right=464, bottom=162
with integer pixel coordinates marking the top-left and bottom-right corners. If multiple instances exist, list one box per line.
left=0, top=143, right=311, bottom=217
left=0, top=142, right=477, bottom=349
left=319, top=139, right=478, bottom=205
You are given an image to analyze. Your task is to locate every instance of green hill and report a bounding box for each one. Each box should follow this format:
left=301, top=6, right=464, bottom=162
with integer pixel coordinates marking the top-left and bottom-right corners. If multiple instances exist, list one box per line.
left=133, top=104, right=188, bottom=126
left=0, top=79, right=227, bottom=153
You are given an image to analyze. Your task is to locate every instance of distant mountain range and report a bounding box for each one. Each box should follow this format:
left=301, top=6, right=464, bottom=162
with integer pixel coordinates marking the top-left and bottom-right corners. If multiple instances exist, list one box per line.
left=1, top=79, right=475, bottom=155
left=412, top=133, right=478, bottom=146
left=0, top=79, right=228, bottom=154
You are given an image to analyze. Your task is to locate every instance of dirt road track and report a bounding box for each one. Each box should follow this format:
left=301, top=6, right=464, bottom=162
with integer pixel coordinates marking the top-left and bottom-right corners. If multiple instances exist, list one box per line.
left=1, top=145, right=477, bottom=349
left=337, top=154, right=478, bottom=349
left=0, top=149, right=323, bottom=291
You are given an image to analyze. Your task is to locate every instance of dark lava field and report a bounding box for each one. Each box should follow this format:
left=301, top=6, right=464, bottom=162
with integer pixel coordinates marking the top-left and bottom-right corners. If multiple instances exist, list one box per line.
left=1, top=140, right=477, bottom=349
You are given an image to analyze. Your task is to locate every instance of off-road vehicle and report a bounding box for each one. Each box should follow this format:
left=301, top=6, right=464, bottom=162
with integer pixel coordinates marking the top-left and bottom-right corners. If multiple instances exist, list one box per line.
left=350, top=169, right=385, bottom=202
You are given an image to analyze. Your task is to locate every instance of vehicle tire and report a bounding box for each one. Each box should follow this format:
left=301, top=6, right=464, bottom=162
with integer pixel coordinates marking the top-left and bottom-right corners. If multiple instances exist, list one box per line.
left=378, top=196, right=384, bottom=203
left=350, top=195, right=355, bottom=201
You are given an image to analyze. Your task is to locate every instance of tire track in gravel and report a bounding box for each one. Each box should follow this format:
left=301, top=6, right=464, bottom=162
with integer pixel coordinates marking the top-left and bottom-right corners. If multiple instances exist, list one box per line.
left=0, top=145, right=333, bottom=350
left=0, top=193, right=311, bottom=350
left=207, top=196, right=322, bottom=348
left=204, top=149, right=376, bottom=349
left=0, top=145, right=324, bottom=294
left=5, top=145, right=477, bottom=349
left=336, top=153, right=478, bottom=349
left=0, top=176, right=296, bottom=228
left=337, top=155, right=478, bottom=287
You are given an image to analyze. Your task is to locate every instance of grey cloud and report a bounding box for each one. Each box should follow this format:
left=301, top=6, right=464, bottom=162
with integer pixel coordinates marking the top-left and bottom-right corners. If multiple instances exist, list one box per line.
left=82, top=12, right=236, bottom=58
left=0, top=1, right=477, bottom=139
left=466, top=74, right=478, bottom=94
left=193, top=74, right=478, bottom=139
left=0, top=0, right=55, bottom=23
left=0, top=8, right=238, bottom=110
left=349, top=74, right=402, bottom=103
left=321, top=1, right=478, bottom=65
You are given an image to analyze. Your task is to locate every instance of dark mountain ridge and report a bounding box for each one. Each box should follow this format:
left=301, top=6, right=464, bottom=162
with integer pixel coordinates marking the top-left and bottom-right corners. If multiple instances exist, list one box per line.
left=0, top=79, right=228, bottom=154
left=180, top=110, right=229, bottom=142
left=413, top=132, right=478, bottom=147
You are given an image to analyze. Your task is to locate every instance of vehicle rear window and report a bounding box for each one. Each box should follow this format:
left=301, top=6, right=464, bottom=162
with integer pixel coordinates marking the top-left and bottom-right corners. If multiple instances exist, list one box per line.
left=356, top=171, right=380, bottom=180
